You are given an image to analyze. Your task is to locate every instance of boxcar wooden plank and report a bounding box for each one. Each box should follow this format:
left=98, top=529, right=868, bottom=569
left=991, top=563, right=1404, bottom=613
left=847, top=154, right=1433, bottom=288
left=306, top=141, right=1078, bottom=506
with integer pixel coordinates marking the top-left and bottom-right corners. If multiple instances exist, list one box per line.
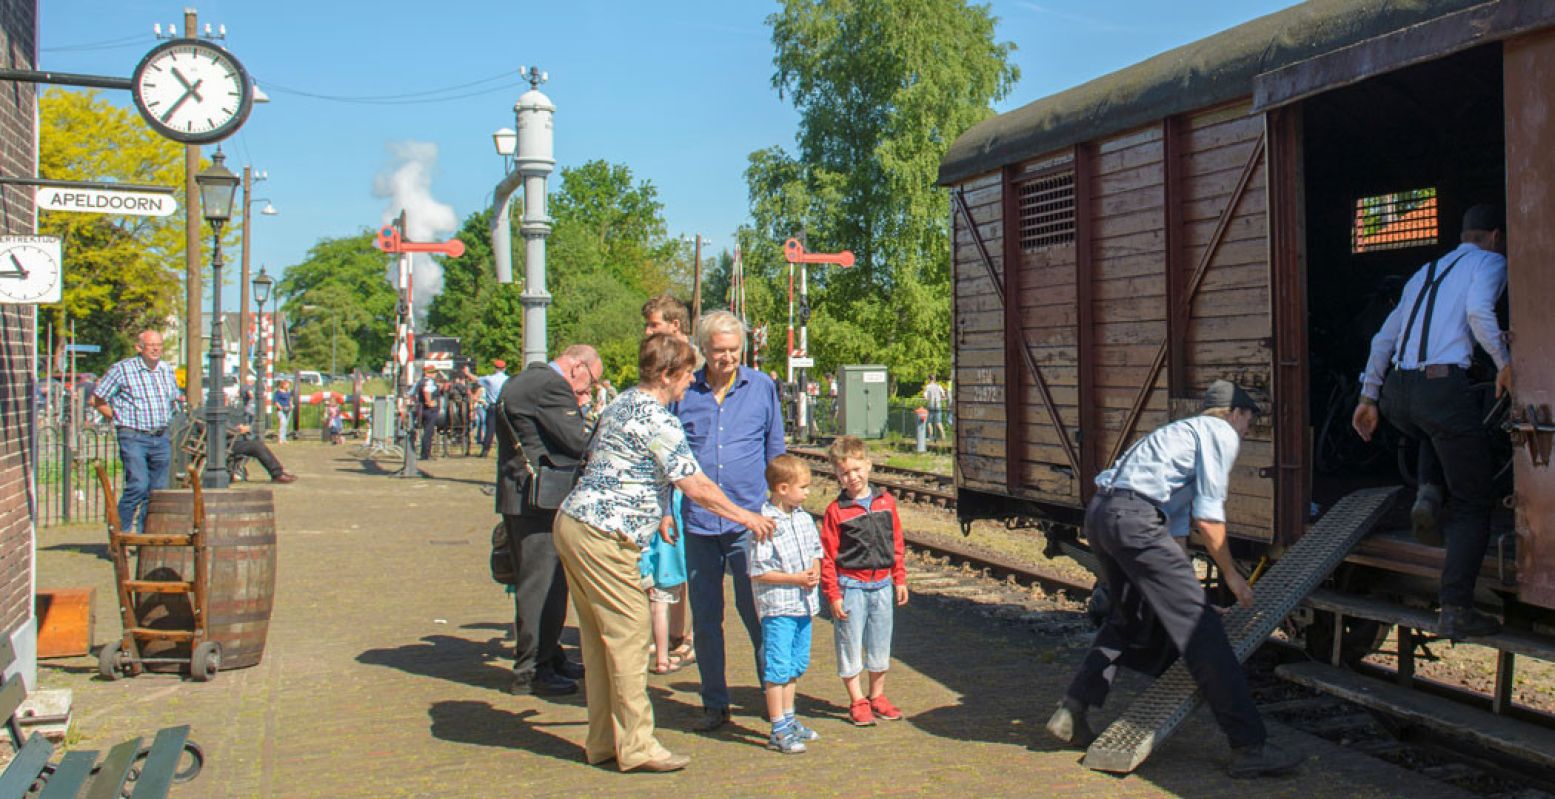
left=1095, top=141, right=1165, bottom=177
left=1094, top=297, right=1170, bottom=325
left=1096, top=231, right=1169, bottom=263
left=1183, top=212, right=1267, bottom=248
left=1187, top=100, right=1256, bottom=129
left=1182, top=165, right=1266, bottom=202
left=1192, top=285, right=1271, bottom=318
left=1099, top=184, right=1172, bottom=217
left=1096, top=164, right=1165, bottom=196
left=1179, top=238, right=1268, bottom=271
left=1094, top=273, right=1166, bottom=301
left=1186, top=313, right=1269, bottom=341
left=1094, top=207, right=1167, bottom=241
left=1184, top=140, right=1264, bottom=177
left=1183, top=188, right=1268, bottom=223
left=1183, top=115, right=1264, bottom=152
left=1097, top=124, right=1164, bottom=153
left=1095, top=320, right=1169, bottom=346
left=1197, top=262, right=1269, bottom=292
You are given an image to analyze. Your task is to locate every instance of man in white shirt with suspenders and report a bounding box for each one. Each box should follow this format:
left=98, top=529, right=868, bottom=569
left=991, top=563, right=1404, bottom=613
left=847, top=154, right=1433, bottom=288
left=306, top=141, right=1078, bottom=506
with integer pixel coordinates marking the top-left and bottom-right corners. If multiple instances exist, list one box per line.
left=1352, top=204, right=1511, bottom=639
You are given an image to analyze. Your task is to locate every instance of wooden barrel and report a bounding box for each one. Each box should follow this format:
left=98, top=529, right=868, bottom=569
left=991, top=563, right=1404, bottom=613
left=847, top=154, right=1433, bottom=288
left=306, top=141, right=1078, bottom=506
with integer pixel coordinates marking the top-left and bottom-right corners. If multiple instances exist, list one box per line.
left=135, top=488, right=277, bottom=671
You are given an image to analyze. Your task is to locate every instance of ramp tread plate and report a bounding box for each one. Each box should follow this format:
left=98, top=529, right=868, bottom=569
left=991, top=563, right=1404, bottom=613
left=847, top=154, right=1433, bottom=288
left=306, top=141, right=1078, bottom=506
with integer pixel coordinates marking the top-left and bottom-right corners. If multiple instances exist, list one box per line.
left=1082, top=486, right=1400, bottom=773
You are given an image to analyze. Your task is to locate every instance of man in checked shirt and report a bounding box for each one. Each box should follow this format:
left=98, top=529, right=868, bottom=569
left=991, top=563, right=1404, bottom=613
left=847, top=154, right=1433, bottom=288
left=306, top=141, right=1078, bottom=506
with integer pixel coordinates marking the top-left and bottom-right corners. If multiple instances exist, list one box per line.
left=92, top=331, right=183, bottom=532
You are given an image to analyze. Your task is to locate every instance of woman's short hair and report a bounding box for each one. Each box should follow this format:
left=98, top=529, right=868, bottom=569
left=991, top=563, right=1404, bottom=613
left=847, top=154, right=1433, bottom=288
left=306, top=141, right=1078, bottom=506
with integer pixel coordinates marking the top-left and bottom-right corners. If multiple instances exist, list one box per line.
left=696, top=310, right=746, bottom=353
left=639, top=333, right=696, bottom=386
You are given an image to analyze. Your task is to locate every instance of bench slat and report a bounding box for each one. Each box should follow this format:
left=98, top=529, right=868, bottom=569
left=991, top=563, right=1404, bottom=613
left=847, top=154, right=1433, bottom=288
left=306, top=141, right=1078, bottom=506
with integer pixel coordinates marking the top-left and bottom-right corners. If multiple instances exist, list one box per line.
left=82, top=736, right=141, bottom=799
left=38, top=750, right=99, bottom=799
left=128, top=726, right=189, bottom=799
left=0, top=678, right=29, bottom=740
left=0, top=733, right=55, bottom=798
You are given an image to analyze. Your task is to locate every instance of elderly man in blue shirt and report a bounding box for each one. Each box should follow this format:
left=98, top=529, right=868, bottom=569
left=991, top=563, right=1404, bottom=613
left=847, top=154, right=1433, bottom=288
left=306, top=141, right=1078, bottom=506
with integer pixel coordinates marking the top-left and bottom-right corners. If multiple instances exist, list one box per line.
left=1046, top=381, right=1302, bottom=779
left=675, top=310, right=786, bottom=731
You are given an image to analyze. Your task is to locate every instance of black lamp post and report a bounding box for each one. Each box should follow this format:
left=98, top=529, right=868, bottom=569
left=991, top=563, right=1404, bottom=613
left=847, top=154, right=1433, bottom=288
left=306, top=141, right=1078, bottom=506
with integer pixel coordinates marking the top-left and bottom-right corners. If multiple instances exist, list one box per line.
left=252, top=266, right=274, bottom=439
left=197, top=149, right=241, bottom=489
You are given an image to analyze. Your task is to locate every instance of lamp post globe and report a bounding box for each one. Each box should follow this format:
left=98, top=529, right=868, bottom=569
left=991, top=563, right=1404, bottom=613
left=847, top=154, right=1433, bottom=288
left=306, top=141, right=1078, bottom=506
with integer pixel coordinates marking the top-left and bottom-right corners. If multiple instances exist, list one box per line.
left=252, top=267, right=274, bottom=438
left=196, top=149, right=242, bottom=488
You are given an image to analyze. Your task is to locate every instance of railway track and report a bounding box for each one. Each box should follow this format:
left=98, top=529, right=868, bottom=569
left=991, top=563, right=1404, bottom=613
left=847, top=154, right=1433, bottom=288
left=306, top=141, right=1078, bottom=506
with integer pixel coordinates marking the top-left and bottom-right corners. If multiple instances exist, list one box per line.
left=788, top=447, right=957, bottom=509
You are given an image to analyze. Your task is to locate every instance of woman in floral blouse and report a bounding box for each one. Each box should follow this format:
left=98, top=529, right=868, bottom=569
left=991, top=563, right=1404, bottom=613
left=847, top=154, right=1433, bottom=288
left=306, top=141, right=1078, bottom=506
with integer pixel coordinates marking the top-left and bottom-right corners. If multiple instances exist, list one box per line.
left=554, top=333, right=775, bottom=773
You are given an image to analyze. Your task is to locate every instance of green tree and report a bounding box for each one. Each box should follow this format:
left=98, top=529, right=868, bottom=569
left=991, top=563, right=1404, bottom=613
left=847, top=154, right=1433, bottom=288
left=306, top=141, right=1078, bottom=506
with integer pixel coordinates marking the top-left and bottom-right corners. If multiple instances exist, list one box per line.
left=277, top=231, right=397, bottom=369
left=750, top=0, right=1017, bottom=382
left=37, top=88, right=230, bottom=370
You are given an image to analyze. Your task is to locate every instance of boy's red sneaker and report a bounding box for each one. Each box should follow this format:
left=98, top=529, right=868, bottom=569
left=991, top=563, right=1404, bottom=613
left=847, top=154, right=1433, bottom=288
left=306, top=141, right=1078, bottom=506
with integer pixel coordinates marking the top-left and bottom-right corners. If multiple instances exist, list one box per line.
left=849, top=698, right=876, bottom=726
left=871, top=695, right=904, bottom=721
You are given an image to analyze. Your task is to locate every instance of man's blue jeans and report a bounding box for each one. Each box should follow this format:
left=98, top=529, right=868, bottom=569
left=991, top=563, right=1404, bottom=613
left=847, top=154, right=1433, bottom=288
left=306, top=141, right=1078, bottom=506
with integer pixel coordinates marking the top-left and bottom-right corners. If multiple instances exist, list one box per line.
left=685, top=530, right=764, bottom=712
left=117, top=428, right=171, bottom=533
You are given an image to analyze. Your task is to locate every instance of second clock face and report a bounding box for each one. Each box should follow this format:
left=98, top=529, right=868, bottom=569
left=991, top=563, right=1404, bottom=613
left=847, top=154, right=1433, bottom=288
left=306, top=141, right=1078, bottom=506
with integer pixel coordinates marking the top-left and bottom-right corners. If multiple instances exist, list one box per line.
left=131, top=39, right=252, bottom=144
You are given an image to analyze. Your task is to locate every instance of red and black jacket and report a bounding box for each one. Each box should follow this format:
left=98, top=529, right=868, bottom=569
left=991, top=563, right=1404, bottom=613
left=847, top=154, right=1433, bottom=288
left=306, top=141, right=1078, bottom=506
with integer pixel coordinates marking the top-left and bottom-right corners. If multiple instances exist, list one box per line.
left=820, top=489, right=906, bottom=602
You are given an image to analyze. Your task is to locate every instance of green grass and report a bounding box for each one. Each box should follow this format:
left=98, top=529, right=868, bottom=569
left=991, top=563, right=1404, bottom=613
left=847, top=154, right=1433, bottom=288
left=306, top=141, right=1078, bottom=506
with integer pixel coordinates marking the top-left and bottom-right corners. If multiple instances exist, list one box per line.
left=881, top=451, right=952, bottom=474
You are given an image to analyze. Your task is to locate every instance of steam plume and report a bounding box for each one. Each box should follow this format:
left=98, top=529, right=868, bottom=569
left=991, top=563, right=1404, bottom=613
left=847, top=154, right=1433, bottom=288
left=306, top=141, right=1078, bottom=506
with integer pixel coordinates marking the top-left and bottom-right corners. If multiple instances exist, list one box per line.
left=374, top=141, right=458, bottom=323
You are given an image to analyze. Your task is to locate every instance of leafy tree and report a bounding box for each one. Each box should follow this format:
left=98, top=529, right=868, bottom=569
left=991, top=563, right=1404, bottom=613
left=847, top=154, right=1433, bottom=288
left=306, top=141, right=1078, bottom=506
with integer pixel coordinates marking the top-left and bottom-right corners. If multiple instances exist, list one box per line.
left=276, top=231, right=397, bottom=369
left=749, top=0, right=1018, bottom=383
left=37, top=88, right=230, bottom=370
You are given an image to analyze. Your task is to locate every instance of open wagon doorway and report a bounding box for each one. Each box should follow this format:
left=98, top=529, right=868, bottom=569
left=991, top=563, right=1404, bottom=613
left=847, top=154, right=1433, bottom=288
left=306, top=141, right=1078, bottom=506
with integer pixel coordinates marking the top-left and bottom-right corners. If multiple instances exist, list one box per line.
left=1289, top=42, right=1511, bottom=589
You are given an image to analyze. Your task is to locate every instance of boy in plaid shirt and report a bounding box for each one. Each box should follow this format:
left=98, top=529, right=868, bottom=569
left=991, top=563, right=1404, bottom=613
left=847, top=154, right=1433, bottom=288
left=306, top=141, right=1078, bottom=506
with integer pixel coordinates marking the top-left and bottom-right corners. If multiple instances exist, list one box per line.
left=749, top=454, right=823, bottom=754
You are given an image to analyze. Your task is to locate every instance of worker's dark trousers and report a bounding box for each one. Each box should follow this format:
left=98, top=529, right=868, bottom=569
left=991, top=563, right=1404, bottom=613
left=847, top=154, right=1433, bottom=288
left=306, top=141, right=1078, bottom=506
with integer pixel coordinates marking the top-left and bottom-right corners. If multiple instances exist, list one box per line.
left=1379, top=366, right=1494, bottom=608
left=1065, top=491, right=1266, bottom=749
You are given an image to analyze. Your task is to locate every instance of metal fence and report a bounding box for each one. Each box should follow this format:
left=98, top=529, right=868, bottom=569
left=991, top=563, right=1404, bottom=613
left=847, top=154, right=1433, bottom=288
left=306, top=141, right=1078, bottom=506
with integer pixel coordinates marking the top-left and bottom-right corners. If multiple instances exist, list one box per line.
left=35, top=390, right=121, bottom=529
left=794, top=397, right=956, bottom=440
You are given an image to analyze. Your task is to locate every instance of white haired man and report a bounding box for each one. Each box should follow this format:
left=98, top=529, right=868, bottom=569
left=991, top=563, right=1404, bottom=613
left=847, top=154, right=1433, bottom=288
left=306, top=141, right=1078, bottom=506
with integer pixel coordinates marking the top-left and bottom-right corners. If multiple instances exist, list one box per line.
left=675, top=310, right=786, bottom=731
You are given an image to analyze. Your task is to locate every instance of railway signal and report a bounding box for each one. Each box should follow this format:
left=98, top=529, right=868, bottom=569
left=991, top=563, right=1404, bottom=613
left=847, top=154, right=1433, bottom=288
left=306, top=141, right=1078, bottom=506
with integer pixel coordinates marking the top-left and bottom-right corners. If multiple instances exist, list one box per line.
left=784, top=237, right=853, bottom=441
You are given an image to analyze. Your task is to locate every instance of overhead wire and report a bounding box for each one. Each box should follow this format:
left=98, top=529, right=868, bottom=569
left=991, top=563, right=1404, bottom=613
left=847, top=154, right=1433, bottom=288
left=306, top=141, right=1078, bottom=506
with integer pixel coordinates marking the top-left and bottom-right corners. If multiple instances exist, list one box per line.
left=41, top=33, right=154, bottom=53
left=248, top=68, right=524, bottom=105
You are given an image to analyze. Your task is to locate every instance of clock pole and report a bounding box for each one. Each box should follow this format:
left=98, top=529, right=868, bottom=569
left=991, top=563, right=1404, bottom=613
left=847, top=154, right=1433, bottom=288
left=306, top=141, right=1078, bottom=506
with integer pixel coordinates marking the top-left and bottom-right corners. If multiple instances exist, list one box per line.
left=182, top=8, right=202, bottom=418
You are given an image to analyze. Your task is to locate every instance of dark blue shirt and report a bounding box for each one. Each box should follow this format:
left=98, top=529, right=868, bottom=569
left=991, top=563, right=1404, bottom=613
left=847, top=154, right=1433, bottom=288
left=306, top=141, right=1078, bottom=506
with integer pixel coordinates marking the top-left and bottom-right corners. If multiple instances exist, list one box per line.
left=675, top=365, right=786, bottom=535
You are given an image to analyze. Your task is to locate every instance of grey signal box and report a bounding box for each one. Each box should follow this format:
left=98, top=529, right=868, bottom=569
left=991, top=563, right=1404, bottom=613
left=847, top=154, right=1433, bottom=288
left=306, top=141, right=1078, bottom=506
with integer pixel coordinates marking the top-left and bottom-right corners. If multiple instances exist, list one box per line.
left=840, top=365, right=889, bottom=439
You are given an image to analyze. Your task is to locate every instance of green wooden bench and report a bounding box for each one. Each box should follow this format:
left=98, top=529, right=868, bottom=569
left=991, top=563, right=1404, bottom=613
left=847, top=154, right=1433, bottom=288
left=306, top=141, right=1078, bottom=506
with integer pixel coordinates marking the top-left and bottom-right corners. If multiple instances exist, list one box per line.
left=0, top=633, right=204, bottom=798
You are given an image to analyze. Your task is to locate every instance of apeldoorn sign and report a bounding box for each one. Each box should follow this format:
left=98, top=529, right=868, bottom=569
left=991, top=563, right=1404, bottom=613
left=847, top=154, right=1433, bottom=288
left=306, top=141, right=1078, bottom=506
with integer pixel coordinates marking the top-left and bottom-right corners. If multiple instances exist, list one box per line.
left=36, top=186, right=176, bottom=217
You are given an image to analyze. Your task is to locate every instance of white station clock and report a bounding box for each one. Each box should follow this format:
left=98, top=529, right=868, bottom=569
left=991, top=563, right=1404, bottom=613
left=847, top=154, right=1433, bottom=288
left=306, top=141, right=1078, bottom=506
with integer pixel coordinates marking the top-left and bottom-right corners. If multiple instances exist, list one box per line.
left=0, top=237, right=63, bottom=304
left=130, top=38, right=253, bottom=144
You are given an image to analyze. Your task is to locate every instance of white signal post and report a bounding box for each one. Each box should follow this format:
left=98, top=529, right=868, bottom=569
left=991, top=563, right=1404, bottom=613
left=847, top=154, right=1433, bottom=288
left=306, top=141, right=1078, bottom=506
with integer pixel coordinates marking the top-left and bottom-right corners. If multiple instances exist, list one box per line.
left=783, top=238, right=853, bottom=440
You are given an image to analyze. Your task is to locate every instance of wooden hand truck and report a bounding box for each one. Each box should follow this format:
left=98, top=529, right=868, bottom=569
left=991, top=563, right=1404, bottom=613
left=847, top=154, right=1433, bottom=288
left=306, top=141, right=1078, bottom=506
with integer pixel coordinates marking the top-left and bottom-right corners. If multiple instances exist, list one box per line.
left=94, top=463, right=222, bottom=681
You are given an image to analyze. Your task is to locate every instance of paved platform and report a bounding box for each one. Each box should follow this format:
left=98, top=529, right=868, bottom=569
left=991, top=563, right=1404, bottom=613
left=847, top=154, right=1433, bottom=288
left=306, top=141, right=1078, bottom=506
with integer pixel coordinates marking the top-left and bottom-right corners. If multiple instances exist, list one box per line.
left=35, top=441, right=1476, bottom=798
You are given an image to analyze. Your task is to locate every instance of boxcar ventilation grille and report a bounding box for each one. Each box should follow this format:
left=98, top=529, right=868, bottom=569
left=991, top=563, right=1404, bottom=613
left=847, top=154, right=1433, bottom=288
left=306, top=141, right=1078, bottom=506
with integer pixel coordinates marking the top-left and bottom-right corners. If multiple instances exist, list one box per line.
left=1017, top=171, right=1076, bottom=251
left=1352, top=188, right=1437, bottom=253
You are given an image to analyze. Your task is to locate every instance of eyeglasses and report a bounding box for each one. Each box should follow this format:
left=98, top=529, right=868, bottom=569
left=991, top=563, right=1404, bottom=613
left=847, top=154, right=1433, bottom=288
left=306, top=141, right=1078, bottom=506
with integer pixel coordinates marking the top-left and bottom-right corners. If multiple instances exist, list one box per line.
left=571, top=362, right=603, bottom=390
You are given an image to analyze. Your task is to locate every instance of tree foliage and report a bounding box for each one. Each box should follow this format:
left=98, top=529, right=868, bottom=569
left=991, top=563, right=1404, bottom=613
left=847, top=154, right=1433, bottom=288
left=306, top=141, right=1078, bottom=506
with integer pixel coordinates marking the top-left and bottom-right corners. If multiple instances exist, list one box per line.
left=276, top=231, right=397, bottom=371
left=426, top=159, right=685, bottom=384
left=37, top=89, right=224, bottom=369
left=747, top=0, right=1018, bottom=384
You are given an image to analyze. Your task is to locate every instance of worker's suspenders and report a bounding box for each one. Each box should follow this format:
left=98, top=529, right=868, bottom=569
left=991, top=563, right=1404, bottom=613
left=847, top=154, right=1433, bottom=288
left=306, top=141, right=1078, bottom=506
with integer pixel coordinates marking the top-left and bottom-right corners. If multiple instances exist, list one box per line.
left=1393, top=252, right=1470, bottom=369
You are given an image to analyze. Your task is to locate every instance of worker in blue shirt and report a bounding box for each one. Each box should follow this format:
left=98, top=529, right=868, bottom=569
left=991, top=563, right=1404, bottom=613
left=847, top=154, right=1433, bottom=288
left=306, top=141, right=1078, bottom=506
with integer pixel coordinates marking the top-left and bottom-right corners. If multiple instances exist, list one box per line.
left=674, top=310, right=786, bottom=732
left=1047, top=381, right=1302, bottom=779
left=1352, top=204, right=1510, bottom=640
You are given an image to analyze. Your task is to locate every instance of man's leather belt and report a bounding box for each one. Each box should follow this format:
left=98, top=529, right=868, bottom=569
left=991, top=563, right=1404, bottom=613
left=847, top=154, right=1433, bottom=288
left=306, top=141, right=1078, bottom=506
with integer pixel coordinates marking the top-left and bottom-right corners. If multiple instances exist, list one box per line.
left=1098, top=486, right=1164, bottom=510
left=117, top=425, right=167, bottom=437
left=1401, top=364, right=1461, bottom=379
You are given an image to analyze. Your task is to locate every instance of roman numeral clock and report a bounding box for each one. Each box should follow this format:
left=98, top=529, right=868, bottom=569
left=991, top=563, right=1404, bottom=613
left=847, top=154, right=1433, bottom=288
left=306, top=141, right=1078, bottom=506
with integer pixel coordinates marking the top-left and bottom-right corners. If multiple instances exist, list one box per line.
left=130, top=38, right=252, bottom=144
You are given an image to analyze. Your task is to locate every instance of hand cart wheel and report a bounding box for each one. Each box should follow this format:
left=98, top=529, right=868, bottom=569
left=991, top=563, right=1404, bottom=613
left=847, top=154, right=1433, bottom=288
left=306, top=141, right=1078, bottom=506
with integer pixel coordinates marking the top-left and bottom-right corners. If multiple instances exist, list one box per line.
left=97, top=639, right=127, bottom=681
left=189, top=641, right=221, bottom=682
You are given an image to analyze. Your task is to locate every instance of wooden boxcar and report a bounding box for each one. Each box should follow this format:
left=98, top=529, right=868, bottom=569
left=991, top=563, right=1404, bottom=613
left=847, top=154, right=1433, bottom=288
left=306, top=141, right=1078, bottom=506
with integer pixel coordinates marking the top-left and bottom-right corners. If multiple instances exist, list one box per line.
left=941, top=0, right=1555, bottom=632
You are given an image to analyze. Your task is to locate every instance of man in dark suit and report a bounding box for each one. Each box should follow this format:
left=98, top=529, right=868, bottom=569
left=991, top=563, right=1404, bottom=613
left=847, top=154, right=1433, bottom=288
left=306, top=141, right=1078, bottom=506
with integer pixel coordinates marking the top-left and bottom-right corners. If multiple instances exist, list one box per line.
left=495, top=344, right=603, bottom=695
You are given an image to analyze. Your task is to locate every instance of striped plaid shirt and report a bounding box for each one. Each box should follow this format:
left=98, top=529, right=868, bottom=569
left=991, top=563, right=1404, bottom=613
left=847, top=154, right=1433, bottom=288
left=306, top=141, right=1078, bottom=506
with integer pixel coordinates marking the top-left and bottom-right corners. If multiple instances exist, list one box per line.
left=94, top=356, right=180, bottom=433
left=749, top=502, right=823, bottom=618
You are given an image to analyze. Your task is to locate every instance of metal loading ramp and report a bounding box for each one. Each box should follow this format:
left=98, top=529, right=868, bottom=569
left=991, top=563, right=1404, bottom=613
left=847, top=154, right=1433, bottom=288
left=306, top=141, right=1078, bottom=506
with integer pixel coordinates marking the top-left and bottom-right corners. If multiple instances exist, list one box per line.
left=1082, top=486, right=1401, bottom=773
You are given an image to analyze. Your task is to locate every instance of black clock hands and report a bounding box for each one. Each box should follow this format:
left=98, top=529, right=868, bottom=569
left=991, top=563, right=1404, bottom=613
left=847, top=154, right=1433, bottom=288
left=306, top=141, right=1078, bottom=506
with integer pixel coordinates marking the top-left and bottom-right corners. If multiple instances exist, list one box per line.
left=162, top=67, right=206, bottom=123
left=1, top=253, right=28, bottom=280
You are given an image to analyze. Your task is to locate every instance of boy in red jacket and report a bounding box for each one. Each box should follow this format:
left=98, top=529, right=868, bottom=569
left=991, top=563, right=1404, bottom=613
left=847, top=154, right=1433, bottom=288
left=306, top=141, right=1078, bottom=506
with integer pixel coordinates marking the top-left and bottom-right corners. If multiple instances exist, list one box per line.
left=821, top=436, right=908, bottom=726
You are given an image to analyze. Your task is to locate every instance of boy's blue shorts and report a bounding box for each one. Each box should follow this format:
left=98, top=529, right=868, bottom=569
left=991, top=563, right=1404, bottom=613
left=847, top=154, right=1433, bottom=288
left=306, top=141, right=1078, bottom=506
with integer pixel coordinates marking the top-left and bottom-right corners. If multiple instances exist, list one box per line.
left=761, top=615, right=812, bottom=685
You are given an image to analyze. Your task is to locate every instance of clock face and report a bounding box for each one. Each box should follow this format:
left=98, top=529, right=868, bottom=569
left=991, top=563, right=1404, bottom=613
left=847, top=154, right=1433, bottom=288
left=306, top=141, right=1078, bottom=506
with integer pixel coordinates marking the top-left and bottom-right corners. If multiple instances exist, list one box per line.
left=131, top=39, right=253, bottom=144
left=0, top=238, right=63, bottom=305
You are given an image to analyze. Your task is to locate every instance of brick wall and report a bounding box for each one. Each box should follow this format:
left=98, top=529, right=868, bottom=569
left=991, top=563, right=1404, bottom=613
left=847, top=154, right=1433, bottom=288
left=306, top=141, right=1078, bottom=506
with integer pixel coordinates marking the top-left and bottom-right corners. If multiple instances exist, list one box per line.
left=0, top=0, right=38, bottom=657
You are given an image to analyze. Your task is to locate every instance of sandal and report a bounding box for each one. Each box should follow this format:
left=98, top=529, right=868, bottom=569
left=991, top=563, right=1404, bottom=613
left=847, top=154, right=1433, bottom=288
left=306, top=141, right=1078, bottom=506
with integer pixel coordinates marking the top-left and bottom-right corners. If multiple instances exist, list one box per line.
left=667, top=638, right=696, bottom=665
left=651, top=655, right=686, bottom=675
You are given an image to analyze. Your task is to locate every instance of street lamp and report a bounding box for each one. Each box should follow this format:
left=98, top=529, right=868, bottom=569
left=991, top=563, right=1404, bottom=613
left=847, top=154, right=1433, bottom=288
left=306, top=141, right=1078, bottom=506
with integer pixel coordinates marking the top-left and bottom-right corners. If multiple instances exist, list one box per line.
left=492, top=127, right=516, bottom=158
left=196, top=148, right=241, bottom=489
left=252, top=266, right=274, bottom=438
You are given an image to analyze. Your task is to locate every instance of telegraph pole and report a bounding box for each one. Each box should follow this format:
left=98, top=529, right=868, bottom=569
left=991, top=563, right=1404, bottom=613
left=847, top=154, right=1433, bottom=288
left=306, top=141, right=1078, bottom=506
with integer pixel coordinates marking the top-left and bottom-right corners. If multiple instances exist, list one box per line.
left=692, top=234, right=703, bottom=321
left=238, top=164, right=252, bottom=396
left=182, top=8, right=202, bottom=406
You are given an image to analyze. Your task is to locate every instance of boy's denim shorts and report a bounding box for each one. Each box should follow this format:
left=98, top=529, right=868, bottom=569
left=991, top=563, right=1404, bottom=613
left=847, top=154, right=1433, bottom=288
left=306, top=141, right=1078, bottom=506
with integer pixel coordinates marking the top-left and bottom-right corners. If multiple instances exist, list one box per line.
left=761, top=614, right=812, bottom=685
left=832, top=577, right=893, bottom=678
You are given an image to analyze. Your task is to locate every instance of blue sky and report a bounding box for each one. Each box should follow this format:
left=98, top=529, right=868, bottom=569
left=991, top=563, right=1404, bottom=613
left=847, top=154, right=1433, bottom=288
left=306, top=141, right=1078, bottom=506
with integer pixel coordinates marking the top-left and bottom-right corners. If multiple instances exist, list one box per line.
left=40, top=0, right=1295, bottom=307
